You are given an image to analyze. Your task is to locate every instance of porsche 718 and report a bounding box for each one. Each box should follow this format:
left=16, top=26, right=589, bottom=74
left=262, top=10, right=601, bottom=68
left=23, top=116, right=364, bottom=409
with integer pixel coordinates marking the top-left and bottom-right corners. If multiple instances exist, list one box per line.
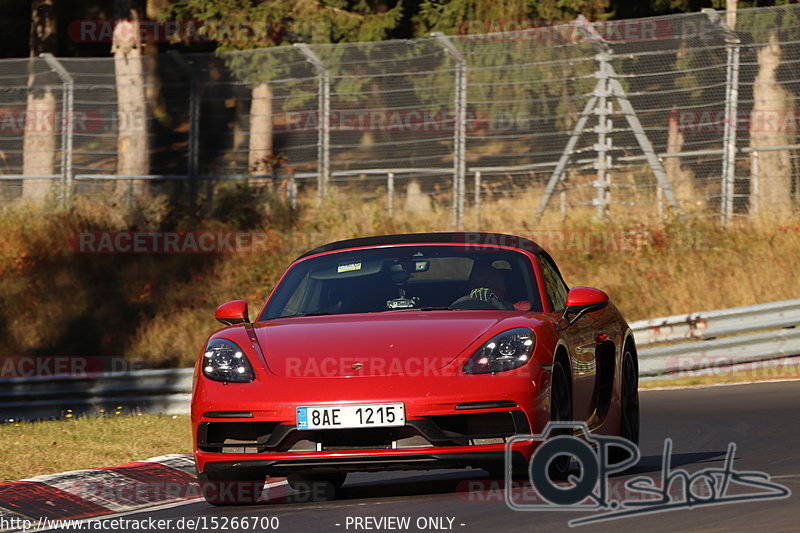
left=191, top=232, right=640, bottom=504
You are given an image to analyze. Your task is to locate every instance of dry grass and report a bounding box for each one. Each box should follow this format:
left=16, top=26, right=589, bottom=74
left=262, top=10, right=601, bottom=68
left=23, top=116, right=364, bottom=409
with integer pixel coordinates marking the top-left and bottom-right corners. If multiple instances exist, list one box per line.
left=550, top=218, right=800, bottom=320
left=0, top=414, right=192, bottom=482
left=1, top=186, right=799, bottom=366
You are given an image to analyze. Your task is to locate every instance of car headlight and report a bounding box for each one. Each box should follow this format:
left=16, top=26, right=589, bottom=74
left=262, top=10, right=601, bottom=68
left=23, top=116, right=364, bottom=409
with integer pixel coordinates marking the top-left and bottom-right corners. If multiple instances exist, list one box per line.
left=202, top=339, right=255, bottom=383
left=463, top=328, right=535, bottom=374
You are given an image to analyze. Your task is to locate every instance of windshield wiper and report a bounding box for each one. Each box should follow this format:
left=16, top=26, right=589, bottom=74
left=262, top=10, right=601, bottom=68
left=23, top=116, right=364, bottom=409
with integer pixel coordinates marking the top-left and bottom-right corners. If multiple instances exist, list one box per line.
left=386, top=306, right=458, bottom=312
left=278, top=312, right=332, bottom=318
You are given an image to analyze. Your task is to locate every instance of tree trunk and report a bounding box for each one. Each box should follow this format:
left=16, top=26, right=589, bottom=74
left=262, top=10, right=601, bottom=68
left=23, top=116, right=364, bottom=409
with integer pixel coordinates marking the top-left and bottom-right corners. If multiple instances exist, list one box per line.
left=404, top=179, right=432, bottom=212
left=113, top=0, right=150, bottom=201
left=665, top=110, right=693, bottom=207
left=248, top=83, right=273, bottom=175
left=726, top=0, right=737, bottom=30
left=248, top=83, right=275, bottom=188
left=22, top=0, right=58, bottom=203
left=750, top=30, right=795, bottom=216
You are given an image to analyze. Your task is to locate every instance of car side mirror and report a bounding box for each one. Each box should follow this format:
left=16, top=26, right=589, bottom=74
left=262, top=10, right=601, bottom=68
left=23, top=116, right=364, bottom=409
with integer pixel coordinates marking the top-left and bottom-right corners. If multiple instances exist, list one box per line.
left=215, top=300, right=250, bottom=326
left=562, top=287, right=609, bottom=325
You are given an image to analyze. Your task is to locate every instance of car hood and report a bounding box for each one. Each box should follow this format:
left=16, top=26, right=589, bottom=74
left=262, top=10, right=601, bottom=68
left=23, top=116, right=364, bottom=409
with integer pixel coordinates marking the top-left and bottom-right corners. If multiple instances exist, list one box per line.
left=253, top=311, right=516, bottom=377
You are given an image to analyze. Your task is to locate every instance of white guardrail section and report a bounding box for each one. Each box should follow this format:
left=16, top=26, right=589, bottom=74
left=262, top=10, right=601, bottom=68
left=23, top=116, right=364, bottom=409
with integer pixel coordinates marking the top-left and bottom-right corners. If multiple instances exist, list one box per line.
left=0, top=369, right=193, bottom=421
left=630, top=298, right=800, bottom=377
left=1, top=298, right=798, bottom=420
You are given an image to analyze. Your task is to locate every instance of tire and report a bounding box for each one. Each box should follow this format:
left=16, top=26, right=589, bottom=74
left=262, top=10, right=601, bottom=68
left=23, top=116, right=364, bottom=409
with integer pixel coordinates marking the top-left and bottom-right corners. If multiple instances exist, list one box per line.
left=610, top=345, right=640, bottom=464
left=547, top=357, right=573, bottom=480
left=198, top=471, right=265, bottom=506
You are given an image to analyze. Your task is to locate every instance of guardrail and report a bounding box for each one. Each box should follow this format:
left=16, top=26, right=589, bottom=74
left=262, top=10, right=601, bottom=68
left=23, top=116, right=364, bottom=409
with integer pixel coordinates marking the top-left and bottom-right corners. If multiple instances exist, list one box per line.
left=0, top=369, right=193, bottom=421
left=1, top=298, right=798, bottom=420
left=630, top=299, right=800, bottom=346
left=630, top=298, right=800, bottom=377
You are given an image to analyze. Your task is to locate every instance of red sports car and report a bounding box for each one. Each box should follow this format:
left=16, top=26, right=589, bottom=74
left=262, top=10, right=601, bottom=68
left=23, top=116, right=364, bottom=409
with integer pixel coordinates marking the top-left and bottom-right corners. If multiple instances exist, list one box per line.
left=191, top=232, right=639, bottom=504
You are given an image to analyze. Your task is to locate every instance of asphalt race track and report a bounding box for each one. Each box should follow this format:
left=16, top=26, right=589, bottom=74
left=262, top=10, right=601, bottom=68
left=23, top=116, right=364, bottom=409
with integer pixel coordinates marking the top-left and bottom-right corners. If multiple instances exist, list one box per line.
left=52, top=381, right=800, bottom=532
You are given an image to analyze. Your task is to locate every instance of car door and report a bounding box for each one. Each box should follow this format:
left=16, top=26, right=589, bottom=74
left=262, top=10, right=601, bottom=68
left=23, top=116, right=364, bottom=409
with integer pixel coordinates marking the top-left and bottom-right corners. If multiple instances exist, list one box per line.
left=539, top=254, right=597, bottom=422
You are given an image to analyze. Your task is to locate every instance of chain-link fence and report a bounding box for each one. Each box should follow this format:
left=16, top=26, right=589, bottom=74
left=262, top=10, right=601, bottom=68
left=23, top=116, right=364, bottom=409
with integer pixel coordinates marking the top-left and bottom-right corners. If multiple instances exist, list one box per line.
left=2, top=5, right=800, bottom=224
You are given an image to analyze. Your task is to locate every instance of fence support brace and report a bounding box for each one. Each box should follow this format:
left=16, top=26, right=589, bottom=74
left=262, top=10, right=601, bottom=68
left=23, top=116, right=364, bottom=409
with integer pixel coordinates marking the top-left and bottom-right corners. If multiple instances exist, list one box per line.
left=536, top=16, right=681, bottom=219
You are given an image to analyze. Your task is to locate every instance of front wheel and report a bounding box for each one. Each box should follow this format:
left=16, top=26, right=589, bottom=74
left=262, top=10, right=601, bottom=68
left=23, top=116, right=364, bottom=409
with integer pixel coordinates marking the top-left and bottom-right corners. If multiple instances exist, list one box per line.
left=611, top=346, right=640, bottom=464
left=547, top=358, right=573, bottom=480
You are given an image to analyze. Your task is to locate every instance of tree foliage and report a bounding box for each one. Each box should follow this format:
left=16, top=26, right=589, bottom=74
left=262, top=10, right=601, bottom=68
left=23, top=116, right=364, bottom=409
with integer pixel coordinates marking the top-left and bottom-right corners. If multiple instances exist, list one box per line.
left=415, top=0, right=609, bottom=34
left=170, top=0, right=405, bottom=51
left=168, top=0, right=406, bottom=108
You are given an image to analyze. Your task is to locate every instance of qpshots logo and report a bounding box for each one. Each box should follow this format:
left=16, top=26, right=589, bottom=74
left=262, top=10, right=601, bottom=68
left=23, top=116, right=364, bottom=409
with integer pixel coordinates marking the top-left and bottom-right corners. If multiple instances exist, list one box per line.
left=504, top=422, right=791, bottom=526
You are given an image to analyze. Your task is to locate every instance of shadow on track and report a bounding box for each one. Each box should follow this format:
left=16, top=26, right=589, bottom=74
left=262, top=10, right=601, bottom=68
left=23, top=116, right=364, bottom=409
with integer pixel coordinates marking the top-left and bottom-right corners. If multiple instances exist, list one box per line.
left=625, top=451, right=730, bottom=476
left=273, top=451, right=731, bottom=505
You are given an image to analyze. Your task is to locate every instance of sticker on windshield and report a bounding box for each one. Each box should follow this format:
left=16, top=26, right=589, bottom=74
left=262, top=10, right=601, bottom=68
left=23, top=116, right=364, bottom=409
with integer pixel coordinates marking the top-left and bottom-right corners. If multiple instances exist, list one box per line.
left=337, top=261, right=362, bottom=273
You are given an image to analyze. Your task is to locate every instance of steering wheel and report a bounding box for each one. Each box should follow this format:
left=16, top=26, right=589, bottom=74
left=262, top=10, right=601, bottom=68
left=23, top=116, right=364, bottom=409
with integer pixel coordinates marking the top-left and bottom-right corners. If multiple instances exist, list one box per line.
left=449, top=294, right=511, bottom=310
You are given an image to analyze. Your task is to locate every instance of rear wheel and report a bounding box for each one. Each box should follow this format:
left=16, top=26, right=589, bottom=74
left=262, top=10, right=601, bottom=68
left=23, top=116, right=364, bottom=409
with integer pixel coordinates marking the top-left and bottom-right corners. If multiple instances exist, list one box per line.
left=547, top=357, right=573, bottom=480
left=198, top=471, right=265, bottom=506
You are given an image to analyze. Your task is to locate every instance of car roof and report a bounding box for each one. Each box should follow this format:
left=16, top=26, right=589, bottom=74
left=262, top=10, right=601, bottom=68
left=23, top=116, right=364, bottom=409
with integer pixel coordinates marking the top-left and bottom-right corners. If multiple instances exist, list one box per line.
left=295, top=232, right=545, bottom=261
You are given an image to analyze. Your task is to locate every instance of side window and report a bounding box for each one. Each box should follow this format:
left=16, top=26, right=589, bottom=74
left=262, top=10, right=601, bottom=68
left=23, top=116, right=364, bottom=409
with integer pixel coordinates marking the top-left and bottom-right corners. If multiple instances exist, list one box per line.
left=540, top=255, right=569, bottom=311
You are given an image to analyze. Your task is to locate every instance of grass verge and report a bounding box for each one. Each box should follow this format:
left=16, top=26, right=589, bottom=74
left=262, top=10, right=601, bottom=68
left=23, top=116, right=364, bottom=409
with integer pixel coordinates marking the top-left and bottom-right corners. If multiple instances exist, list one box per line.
left=639, top=359, right=800, bottom=389
left=0, top=414, right=192, bottom=482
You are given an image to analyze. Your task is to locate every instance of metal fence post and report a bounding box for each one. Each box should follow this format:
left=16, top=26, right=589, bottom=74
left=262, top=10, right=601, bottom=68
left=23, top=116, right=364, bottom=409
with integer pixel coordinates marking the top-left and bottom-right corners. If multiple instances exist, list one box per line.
left=41, top=54, right=73, bottom=208
left=474, top=170, right=481, bottom=226
left=295, top=43, right=330, bottom=204
left=704, top=8, right=740, bottom=226
left=387, top=172, right=394, bottom=215
left=723, top=46, right=741, bottom=225
left=593, top=52, right=613, bottom=219
left=433, top=33, right=466, bottom=227
left=657, top=184, right=663, bottom=220
left=288, top=173, right=298, bottom=210
left=751, top=150, right=759, bottom=216
left=167, top=51, right=199, bottom=204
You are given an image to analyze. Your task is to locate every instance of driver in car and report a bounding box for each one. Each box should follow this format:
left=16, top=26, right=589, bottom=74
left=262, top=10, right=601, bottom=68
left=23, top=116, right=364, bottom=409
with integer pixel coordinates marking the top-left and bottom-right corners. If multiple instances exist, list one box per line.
left=464, top=265, right=532, bottom=311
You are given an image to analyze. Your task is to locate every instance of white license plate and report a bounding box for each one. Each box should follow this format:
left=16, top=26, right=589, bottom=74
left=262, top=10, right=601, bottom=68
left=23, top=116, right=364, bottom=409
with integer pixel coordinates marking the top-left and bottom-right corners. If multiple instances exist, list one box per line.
left=296, top=403, right=405, bottom=430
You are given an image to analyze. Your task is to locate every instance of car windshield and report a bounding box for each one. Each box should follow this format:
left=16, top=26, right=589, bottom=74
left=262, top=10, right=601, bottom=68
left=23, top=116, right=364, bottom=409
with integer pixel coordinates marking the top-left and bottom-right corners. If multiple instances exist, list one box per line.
left=261, top=245, right=542, bottom=319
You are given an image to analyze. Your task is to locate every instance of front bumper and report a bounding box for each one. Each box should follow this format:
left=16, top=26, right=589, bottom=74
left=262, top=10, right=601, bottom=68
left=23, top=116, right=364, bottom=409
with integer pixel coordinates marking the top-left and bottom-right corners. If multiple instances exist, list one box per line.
left=192, top=372, right=550, bottom=474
